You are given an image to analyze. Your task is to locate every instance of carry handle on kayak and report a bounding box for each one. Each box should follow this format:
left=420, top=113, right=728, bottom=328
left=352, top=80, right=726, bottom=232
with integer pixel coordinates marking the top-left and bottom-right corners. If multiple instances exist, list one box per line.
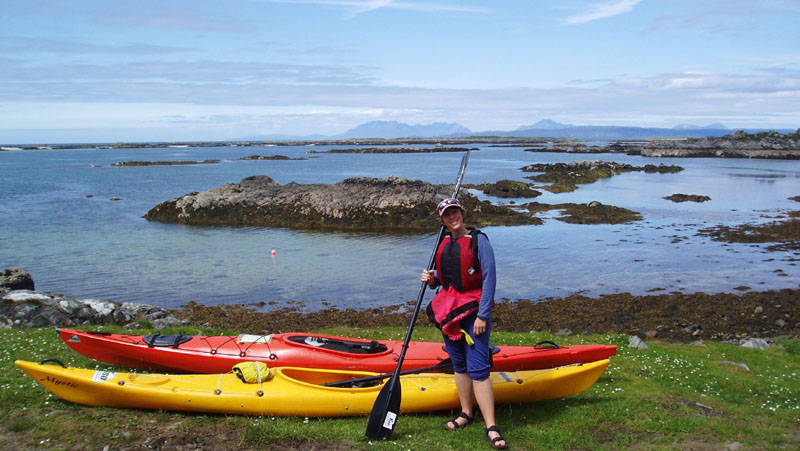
left=534, top=340, right=560, bottom=349
left=39, top=358, right=67, bottom=368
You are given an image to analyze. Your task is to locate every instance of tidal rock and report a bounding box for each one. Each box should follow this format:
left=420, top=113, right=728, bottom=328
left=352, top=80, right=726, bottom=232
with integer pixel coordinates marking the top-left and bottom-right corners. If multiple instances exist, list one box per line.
left=144, top=175, right=539, bottom=232
left=663, top=194, right=712, bottom=203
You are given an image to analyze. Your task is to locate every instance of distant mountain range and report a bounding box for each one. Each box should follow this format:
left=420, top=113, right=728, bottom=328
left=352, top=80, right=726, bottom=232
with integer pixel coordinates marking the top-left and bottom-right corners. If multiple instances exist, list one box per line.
left=338, top=120, right=471, bottom=139
left=240, top=119, right=794, bottom=141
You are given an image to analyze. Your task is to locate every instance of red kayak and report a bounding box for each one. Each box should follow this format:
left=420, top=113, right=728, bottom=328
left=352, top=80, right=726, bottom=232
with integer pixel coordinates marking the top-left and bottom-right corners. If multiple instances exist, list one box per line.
left=58, top=328, right=616, bottom=374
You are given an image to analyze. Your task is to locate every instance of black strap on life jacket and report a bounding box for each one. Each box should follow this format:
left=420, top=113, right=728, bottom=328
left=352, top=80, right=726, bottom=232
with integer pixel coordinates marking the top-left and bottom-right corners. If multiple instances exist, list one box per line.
left=468, top=228, right=486, bottom=272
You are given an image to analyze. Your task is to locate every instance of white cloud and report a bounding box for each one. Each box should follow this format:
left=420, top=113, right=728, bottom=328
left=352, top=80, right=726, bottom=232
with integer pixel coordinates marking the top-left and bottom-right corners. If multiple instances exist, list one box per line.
left=3, top=67, right=798, bottom=136
left=565, top=0, right=644, bottom=25
left=265, top=0, right=490, bottom=17
left=0, top=36, right=193, bottom=56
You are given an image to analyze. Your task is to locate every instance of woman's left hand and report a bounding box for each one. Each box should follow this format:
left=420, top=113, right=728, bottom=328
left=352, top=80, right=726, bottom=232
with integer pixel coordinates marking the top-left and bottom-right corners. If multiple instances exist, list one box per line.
left=473, top=317, right=487, bottom=336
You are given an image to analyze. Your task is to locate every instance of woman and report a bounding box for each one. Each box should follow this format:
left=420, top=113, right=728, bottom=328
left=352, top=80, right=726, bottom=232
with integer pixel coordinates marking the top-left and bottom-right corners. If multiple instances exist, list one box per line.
left=421, top=198, right=508, bottom=450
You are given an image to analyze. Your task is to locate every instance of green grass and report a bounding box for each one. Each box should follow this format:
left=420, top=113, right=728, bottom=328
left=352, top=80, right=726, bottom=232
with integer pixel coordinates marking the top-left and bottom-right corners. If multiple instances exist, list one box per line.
left=1, top=325, right=798, bottom=450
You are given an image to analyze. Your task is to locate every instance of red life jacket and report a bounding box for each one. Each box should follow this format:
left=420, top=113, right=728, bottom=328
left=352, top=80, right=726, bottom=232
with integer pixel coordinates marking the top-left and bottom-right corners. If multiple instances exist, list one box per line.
left=435, top=229, right=483, bottom=292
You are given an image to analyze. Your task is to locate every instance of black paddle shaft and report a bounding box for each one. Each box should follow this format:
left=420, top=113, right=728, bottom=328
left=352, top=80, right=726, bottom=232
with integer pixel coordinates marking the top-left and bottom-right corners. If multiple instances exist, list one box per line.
left=325, top=358, right=453, bottom=388
left=366, top=151, right=470, bottom=440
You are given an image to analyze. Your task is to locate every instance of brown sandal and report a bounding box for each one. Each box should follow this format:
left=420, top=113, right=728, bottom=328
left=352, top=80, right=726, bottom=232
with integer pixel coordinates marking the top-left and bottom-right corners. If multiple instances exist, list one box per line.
left=444, top=411, right=474, bottom=430
left=485, top=425, right=509, bottom=449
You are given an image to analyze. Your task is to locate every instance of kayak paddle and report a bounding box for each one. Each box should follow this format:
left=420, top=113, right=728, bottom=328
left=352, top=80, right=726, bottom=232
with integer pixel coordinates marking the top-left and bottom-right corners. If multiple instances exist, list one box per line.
left=324, top=358, right=453, bottom=388
left=366, top=150, right=470, bottom=440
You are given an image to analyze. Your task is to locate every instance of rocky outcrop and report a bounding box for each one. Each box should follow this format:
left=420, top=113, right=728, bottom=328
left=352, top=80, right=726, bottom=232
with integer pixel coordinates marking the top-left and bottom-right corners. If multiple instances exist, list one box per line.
left=144, top=175, right=540, bottom=232
left=637, top=130, right=800, bottom=159
left=0, top=289, right=185, bottom=329
left=0, top=268, right=34, bottom=291
left=112, top=160, right=220, bottom=166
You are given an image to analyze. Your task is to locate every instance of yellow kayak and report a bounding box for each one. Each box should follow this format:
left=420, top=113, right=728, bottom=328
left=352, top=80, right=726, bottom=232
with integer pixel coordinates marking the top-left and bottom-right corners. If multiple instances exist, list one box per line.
left=15, top=359, right=609, bottom=417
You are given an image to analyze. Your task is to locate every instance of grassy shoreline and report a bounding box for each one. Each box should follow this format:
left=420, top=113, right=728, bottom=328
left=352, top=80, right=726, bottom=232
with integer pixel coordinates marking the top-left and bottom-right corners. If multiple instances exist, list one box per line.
left=2, top=324, right=798, bottom=450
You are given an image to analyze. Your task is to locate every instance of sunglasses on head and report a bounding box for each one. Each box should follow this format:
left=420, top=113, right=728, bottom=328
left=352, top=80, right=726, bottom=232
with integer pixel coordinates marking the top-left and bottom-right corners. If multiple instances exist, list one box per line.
left=437, top=198, right=462, bottom=215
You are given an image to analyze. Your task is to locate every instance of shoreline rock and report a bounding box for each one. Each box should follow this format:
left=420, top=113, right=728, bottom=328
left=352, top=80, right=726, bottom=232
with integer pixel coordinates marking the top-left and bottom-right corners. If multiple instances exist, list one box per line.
left=0, top=268, right=35, bottom=291
left=1, top=289, right=186, bottom=329
left=1, top=269, right=184, bottom=329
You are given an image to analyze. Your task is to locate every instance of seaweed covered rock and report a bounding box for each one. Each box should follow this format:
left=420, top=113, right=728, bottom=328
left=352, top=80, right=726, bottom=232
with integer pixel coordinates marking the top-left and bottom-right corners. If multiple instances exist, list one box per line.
left=555, top=202, right=643, bottom=224
left=522, top=160, right=683, bottom=193
left=697, top=212, right=800, bottom=252
left=473, top=180, right=542, bottom=198
left=524, top=201, right=642, bottom=225
left=664, top=194, right=712, bottom=203
left=144, top=175, right=540, bottom=232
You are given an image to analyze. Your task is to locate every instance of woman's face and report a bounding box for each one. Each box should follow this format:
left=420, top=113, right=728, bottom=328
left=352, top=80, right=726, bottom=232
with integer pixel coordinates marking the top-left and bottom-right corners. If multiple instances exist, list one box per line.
left=441, top=207, right=465, bottom=235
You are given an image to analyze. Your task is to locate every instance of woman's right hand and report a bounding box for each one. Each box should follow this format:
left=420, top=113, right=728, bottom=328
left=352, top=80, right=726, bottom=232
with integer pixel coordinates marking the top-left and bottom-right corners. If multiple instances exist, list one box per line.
left=420, top=269, right=434, bottom=284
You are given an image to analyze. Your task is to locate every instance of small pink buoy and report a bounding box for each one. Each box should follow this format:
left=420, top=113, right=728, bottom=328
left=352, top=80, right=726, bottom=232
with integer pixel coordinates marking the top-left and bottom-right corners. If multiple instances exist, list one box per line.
left=271, top=249, right=277, bottom=256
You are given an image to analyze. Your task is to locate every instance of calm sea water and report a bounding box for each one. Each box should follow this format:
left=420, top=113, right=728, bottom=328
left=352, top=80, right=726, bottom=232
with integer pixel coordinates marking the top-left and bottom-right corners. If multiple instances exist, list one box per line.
left=1, top=144, right=798, bottom=311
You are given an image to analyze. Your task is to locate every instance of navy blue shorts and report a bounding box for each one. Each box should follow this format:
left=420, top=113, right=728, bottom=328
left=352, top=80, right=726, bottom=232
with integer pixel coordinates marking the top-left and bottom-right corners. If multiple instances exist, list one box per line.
left=443, top=312, right=492, bottom=381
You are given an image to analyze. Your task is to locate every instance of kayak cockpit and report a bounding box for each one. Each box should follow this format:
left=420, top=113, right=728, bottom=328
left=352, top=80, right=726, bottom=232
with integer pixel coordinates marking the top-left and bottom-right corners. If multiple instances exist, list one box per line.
left=285, top=335, right=389, bottom=355
left=279, top=367, right=386, bottom=389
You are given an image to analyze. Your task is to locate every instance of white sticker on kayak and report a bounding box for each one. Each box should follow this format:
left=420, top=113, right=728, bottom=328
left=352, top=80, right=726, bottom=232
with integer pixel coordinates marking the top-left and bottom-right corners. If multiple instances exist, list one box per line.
left=382, top=411, right=397, bottom=430
left=92, top=370, right=117, bottom=384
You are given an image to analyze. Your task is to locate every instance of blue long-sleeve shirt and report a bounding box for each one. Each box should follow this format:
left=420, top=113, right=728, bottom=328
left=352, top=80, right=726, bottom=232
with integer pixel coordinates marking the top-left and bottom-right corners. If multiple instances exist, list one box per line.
left=475, top=233, right=496, bottom=320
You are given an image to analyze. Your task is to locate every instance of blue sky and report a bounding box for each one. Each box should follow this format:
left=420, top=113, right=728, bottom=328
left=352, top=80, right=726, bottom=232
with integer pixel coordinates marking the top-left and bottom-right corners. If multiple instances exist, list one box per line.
left=1, top=0, right=799, bottom=143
